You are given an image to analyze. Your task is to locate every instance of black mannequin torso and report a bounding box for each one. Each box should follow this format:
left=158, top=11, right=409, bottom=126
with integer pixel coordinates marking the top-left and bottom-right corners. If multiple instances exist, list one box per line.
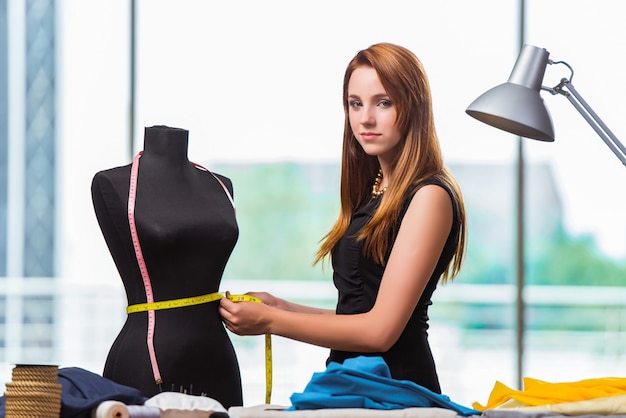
left=91, top=126, right=242, bottom=407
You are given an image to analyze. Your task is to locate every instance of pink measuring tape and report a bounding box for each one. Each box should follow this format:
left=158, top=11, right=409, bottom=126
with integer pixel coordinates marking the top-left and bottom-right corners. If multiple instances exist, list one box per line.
left=127, top=151, right=235, bottom=385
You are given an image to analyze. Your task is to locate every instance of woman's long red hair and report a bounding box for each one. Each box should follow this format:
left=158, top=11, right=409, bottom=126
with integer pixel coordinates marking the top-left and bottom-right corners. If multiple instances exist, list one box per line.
left=315, top=43, right=466, bottom=283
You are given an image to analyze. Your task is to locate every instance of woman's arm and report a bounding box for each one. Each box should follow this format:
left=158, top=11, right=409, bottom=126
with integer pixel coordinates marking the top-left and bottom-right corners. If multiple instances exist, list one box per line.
left=245, top=291, right=335, bottom=315
left=219, top=184, right=453, bottom=352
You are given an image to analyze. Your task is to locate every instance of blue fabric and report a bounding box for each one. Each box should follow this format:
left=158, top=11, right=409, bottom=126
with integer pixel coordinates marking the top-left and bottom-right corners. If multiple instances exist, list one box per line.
left=0, top=367, right=148, bottom=418
left=289, top=356, right=480, bottom=416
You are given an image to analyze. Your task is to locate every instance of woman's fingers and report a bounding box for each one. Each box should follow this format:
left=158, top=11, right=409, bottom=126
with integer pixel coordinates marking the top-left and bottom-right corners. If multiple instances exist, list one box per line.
left=219, top=297, right=263, bottom=335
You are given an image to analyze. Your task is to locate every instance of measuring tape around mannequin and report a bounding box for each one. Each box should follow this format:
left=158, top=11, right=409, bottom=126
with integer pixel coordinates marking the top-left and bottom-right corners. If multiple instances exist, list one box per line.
left=127, top=152, right=272, bottom=404
left=127, top=292, right=273, bottom=404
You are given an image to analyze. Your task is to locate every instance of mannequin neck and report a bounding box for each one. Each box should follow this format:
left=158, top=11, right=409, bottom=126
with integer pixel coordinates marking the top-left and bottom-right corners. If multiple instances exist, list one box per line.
left=141, top=125, right=190, bottom=165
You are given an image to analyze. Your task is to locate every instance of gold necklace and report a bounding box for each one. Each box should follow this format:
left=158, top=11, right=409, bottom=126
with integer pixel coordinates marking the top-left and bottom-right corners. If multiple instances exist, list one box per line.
left=371, top=168, right=387, bottom=197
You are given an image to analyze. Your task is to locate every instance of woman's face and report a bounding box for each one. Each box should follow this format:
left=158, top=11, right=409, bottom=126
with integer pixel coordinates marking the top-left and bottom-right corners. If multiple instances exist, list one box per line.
left=347, top=67, right=402, bottom=164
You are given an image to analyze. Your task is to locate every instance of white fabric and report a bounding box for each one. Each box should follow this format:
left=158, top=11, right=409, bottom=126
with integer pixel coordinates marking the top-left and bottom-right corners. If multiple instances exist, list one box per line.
left=144, top=391, right=228, bottom=413
left=228, top=404, right=461, bottom=418
left=505, top=393, right=626, bottom=415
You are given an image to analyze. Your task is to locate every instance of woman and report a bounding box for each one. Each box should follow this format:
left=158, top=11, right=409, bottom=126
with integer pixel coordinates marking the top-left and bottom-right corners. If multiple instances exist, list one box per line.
left=219, top=42, right=466, bottom=393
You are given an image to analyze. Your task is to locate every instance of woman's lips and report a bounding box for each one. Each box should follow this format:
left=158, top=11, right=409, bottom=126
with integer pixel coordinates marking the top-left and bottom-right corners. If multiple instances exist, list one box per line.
left=360, top=132, right=379, bottom=140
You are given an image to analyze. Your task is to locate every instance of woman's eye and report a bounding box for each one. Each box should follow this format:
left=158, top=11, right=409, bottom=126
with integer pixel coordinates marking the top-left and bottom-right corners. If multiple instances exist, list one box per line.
left=349, top=100, right=362, bottom=108
left=379, top=100, right=392, bottom=107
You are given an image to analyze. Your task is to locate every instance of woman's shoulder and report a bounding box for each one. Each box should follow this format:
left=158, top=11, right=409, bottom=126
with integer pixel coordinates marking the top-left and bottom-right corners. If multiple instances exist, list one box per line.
left=400, top=174, right=457, bottom=216
left=408, top=174, right=449, bottom=199
left=416, top=172, right=449, bottom=189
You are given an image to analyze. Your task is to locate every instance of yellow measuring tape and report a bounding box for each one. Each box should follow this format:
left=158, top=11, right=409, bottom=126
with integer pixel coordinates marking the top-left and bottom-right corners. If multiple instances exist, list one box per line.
left=127, top=292, right=272, bottom=404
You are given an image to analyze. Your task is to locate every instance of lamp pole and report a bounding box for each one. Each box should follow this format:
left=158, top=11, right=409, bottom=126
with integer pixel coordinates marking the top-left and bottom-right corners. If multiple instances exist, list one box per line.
left=515, top=0, right=526, bottom=390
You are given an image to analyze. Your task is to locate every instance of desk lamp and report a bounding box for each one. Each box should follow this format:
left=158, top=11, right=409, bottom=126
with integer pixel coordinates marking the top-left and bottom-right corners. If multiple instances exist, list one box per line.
left=466, top=44, right=626, bottom=165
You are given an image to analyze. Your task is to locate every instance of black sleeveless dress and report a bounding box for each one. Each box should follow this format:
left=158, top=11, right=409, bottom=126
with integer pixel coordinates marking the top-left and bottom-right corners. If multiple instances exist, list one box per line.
left=328, top=176, right=461, bottom=394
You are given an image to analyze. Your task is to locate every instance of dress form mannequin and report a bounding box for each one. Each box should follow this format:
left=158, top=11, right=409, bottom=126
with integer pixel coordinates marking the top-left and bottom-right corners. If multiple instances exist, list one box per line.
left=91, top=126, right=242, bottom=407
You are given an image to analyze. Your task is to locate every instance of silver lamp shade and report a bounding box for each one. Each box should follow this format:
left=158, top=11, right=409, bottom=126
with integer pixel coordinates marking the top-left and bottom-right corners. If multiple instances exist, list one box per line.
left=466, top=44, right=555, bottom=142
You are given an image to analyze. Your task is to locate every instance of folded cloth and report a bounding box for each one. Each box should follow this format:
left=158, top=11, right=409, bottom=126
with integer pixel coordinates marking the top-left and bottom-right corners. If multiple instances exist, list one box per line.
left=484, top=409, right=626, bottom=418
left=499, top=393, right=626, bottom=416
left=0, top=367, right=147, bottom=418
left=145, top=391, right=227, bottom=413
left=229, top=404, right=460, bottom=418
left=287, top=356, right=480, bottom=416
left=474, top=377, right=626, bottom=411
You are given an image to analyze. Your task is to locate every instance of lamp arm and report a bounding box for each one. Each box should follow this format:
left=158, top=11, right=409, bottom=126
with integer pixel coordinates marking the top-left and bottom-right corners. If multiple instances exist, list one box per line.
left=546, top=79, right=626, bottom=166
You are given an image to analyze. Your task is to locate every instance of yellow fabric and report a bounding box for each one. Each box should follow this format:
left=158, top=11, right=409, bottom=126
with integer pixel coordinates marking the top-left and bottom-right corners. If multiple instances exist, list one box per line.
left=516, top=393, right=626, bottom=415
left=473, top=377, right=626, bottom=411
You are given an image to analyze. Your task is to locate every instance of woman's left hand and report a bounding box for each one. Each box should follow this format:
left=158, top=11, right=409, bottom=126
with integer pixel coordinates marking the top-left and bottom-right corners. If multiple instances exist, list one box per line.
left=219, top=296, right=269, bottom=335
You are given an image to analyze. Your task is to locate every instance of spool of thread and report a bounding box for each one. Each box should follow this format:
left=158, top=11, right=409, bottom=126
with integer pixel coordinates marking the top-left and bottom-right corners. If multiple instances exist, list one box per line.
left=91, top=401, right=163, bottom=418
left=126, top=405, right=161, bottom=418
left=4, top=364, right=62, bottom=418
left=91, top=400, right=130, bottom=418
